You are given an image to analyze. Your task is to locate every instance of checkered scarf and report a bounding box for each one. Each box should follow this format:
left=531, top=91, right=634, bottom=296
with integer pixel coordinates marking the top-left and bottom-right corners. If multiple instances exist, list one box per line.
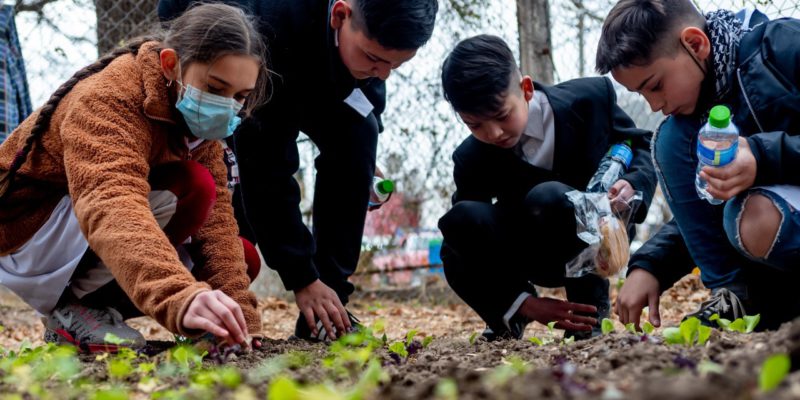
left=705, top=10, right=749, bottom=101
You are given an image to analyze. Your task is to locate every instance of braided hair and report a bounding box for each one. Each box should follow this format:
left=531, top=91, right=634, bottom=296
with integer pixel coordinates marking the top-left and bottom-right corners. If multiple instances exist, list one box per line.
left=0, top=3, right=269, bottom=200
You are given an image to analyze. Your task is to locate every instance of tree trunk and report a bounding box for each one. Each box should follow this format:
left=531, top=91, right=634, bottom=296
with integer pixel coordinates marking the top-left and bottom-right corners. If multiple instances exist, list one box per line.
left=94, top=0, right=159, bottom=56
left=516, top=0, right=554, bottom=84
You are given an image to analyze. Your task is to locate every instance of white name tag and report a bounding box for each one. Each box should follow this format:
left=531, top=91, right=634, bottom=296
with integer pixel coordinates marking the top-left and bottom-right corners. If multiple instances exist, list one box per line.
left=344, top=88, right=374, bottom=117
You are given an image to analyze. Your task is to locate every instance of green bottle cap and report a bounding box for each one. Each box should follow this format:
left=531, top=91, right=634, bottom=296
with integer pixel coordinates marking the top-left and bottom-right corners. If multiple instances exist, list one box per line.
left=376, top=179, right=394, bottom=195
left=708, top=105, right=731, bottom=129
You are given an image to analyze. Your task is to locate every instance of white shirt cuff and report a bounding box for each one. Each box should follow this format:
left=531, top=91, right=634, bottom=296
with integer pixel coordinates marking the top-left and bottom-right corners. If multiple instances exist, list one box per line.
left=503, top=292, right=533, bottom=331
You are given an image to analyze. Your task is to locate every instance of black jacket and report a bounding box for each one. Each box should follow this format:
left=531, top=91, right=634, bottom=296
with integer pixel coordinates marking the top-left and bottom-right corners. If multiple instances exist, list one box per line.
left=631, top=12, right=800, bottom=289
left=158, top=0, right=387, bottom=290
left=451, top=77, right=656, bottom=224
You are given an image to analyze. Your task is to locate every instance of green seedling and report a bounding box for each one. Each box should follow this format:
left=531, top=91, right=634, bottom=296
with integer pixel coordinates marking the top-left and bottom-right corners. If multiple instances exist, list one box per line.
left=547, top=321, right=557, bottom=332
left=434, top=378, right=458, bottom=400
left=168, top=345, right=207, bottom=373
left=529, top=337, right=543, bottom=346
left=709, top=313, right=760, bottom=333
left=487, top=356, right=531, bottom=387
left=268, top=376, right=300, bottom=400
left=268, top=359, right=388, bottom=400
left=422, top=335, right=434, bottom=348
left=468, top=332, right=479, bottom=345
left=405, top=329, right=419, bottom=346
left=90, top=388, right=129, bottom=400
left=388, top=341, right=408, bottom=359
left=371, top=319, right=386, bottom=335
left=601, top=318, right=615, bottom=335
left=624, top=323, right=638, bottom=334
left=249, top=352, right=305, bottom=382
left=190, top=366, right=242, bottom=390
left=562, top=336, right=575, bottom=346
left=759, top=354, right=791, bottom=392
left=642, top=321, right=655, bottom=335
left=663, top=317, right=711, bottom=346
left=698, top=360, right=724, bottom=375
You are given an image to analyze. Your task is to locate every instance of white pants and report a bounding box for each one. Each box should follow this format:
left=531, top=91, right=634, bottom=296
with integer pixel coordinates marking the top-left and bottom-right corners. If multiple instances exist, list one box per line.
left=0, top=190, right=183, bottom=315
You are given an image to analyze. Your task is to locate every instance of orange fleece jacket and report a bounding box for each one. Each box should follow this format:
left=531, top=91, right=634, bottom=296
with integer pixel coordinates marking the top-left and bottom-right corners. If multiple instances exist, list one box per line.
left=0, top=42, right=261, bottom=337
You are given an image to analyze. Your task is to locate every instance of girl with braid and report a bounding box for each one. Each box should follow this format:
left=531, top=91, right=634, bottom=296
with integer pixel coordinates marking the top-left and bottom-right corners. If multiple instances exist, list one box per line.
left=0, top=3, right=270, bottom=352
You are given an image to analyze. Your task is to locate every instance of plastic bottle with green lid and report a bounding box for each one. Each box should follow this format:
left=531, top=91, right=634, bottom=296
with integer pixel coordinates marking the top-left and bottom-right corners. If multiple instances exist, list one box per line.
left=695, top=105, right=739, bottom=205
left=369, top=177, right=394, bottom=208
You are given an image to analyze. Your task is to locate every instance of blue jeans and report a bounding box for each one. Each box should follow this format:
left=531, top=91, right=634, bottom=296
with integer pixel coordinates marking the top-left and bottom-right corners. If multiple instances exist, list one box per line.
left=653, top=116, right=750, bottom=290
left=724, top=188, right=800, bottom=270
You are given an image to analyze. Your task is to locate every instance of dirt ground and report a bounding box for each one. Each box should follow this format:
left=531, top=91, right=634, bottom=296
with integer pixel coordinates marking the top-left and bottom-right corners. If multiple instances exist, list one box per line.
left=4, top=274, right=799, bottom=399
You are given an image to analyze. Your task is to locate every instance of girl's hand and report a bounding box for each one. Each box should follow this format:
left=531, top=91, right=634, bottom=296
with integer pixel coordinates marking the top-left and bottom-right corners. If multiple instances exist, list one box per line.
left=700, top=137, right=757, bottom=201
left=183, top=290, right=249, bottom=346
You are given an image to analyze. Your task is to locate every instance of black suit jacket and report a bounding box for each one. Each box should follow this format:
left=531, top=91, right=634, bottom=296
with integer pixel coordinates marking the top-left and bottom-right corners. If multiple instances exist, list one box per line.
left=451, top=77, right=656, bottom=224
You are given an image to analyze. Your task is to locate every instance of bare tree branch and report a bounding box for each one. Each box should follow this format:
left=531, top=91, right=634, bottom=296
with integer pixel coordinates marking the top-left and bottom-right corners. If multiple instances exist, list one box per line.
left=14, top=0, right=60, bottom=14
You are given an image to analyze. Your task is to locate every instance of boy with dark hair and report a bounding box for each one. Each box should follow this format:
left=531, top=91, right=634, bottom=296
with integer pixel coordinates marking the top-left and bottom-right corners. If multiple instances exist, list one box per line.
left=597, top=0, right=800, bottom=331
left=439, top=34, right=656, bottom=340
left=158, top=0, right=438, bottom=341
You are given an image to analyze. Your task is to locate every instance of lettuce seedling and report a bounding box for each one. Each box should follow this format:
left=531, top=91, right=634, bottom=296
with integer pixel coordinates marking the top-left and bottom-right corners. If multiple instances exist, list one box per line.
left=487, top=356, right=530, bottom=387
left=434, top=378, right=458, bottom=400
left=468, top=332, right=479, bottom=345
left=709, top=314, right=760, bottom=333
left=388, top=341, right=408, bottom=359
left=601, top=319, right=615, bottom=335
left=642, top=321, right=655, bottom=335
left=759, top=354, right=791, bottom=392
left=663, top=317, right=710, bottom=346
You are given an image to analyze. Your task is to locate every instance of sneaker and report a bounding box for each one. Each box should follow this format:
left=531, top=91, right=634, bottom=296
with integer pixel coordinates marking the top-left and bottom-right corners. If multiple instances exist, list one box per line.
left=291, top=310, right=363, bottom=342
left=43, top=296, right=146, bottom=353
left=684, top=287, right=748, bottom=328
left=481, top=313, right=531, bottom=341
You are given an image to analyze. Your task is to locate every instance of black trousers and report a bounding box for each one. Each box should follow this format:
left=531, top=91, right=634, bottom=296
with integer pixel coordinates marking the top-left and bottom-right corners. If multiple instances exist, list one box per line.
left=235, top=100, right=380, bottom=304
left=439, top=181, right=609, bottom=333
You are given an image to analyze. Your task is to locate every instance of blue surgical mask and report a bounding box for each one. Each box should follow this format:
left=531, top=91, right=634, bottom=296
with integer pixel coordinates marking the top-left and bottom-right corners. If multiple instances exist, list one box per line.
left=176, top=83, right=243, bottom=140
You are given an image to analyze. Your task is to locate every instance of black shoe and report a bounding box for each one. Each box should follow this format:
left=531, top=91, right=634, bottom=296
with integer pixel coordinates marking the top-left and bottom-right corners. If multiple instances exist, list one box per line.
left=564, top=275, right=611, bottom=341
left=684, top=287, right=748, bottom=328
left=481, top=313, right=530, bottom=341
left=291, top=310, right=362, bottom=342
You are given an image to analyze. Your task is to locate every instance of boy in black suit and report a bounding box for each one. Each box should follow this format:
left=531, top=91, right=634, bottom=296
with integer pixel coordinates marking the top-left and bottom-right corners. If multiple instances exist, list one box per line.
left=439, top=35, right=656, bottom=340
left=159, top=0, right=438, bottom=341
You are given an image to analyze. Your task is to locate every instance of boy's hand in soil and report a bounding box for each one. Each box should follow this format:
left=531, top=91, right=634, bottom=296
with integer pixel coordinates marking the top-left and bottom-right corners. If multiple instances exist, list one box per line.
left=700, top=137, right=757, bottom=201
left=183, top=290, right=249, bottom=346
left=616, top=268, right=661, bottom=330
left=519, top=297, right=598, bottom=331
left=295, top=279, right=351, bottom=338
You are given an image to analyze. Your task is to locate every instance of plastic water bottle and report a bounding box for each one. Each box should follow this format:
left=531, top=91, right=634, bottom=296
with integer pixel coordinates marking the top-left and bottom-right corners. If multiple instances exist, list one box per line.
left=695, top=105, right=739, bottom=205
left=368, top=177, right=394, bottom=207
left=586, top=140, right=633, bottom=193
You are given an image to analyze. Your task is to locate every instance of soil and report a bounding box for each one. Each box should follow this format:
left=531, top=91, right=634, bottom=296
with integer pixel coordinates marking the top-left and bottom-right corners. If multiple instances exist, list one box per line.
left=3, top=274, right=799, bottom=399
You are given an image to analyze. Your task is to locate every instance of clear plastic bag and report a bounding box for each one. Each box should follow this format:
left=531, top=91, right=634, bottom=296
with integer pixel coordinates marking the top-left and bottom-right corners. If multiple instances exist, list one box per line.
left=564, top=191, right=643, bottom=278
